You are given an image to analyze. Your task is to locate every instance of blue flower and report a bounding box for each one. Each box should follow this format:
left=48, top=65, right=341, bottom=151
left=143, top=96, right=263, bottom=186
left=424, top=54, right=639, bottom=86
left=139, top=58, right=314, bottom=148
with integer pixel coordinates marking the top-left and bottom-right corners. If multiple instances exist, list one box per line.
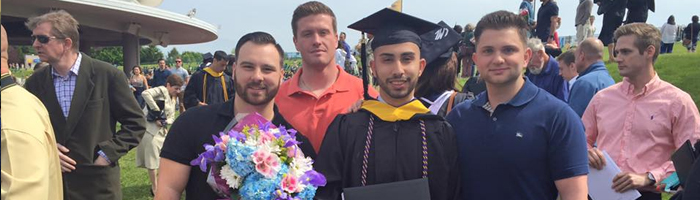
left=239, top=173, right=280, bottom=200
left=296, top=187, right=317, bottom=200
left=226, top=140, right=256, bottom=177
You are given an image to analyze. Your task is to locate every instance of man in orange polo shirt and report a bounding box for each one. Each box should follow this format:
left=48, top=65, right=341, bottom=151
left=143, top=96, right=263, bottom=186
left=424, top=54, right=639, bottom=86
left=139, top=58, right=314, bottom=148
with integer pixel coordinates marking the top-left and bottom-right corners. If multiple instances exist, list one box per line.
left=277, top=1, right=377, bottom=152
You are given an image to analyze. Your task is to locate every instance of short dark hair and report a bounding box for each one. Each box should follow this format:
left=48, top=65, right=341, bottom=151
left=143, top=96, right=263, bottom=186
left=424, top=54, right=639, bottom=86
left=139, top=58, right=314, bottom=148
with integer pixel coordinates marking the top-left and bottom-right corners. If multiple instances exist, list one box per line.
left=693, top=15, right=699, bottom=23
left=213, top=50, right=228, bottom=61
left=556, top=50, right=576, bottom=66
left=234, top=31, right=285, bottom=67
left=157, top=58, right=165, bottom=63
left=474, top=10, right=529, bottom=46
left=292, top=1, right=337, bottom=37
left=166, top=74, right=184, bottom=87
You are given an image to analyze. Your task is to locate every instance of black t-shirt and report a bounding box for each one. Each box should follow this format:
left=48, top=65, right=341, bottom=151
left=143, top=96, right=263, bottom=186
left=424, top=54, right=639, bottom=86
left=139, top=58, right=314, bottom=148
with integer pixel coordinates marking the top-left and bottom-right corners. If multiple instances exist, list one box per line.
left=161, top=99, right=316, bottom=200
left=536, top=1, right=559, bottom=42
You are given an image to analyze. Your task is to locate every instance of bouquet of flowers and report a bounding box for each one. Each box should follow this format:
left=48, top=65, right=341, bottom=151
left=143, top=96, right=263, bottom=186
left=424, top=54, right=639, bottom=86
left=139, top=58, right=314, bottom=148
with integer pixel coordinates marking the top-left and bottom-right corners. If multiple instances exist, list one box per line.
left=191, top=113, right=326, bottom=200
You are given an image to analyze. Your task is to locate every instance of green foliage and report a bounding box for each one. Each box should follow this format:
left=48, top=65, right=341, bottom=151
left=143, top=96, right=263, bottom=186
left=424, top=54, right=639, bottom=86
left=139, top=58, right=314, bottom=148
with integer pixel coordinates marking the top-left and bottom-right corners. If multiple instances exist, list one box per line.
left=180, top=51, right=203, bottom=65
left=140, top=46, right=164, bottom=64
left=9, top=68, right=34, bottom=79
left=89, top=47, right=124, bottom=66
left=14, top=46, right=36, bottom=63
left=167, top=48, right=181, bottom=64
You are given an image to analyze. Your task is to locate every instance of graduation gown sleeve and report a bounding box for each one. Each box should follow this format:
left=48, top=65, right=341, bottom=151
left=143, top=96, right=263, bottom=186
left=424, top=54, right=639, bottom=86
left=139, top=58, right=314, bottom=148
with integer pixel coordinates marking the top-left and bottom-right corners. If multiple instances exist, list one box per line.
left=314, top=114, right=349, bottom=200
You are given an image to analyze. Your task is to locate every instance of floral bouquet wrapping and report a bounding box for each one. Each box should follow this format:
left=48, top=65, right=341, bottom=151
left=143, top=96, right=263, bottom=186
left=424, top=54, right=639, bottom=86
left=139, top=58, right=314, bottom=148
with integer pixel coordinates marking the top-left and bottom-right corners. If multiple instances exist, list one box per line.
left=191, top=113, right=326, bottom=200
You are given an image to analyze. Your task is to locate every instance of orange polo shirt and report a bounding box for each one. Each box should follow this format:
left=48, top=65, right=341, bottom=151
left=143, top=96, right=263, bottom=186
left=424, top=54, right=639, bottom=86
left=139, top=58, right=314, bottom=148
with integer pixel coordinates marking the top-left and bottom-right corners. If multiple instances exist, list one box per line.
left=276, top=65, right=377, bottom=152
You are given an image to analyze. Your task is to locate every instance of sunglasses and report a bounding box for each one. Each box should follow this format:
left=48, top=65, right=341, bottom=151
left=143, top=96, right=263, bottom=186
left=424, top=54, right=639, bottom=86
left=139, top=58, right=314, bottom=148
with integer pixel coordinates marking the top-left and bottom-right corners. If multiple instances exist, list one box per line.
left=31, top=35, right=59, bottom=44
left=176, top=61, right=182, bottom=63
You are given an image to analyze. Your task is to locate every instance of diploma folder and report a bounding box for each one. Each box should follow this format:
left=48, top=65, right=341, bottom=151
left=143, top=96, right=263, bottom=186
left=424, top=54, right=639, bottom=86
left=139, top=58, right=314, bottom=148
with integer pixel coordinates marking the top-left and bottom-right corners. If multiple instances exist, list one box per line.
left=671, top=140, right=697, bottom=186
left=342, top=178, right=431, bottom=200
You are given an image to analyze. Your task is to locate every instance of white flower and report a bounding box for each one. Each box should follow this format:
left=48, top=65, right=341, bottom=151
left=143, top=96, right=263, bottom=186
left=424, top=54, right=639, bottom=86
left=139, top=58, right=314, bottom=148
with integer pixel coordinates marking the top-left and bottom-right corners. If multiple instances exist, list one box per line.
left=290, top=156, right=313, bottom=177
left=220, top=164, right=243, bottom=189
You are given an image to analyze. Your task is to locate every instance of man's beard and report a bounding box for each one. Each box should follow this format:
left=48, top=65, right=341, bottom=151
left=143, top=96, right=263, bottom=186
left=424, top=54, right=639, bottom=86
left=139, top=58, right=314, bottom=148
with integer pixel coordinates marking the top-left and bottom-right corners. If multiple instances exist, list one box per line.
left=233, top=78, right=279, bottom=106
left=528, top=65, right=543, bottom=75
left=377, top=75, right=416, bottom=100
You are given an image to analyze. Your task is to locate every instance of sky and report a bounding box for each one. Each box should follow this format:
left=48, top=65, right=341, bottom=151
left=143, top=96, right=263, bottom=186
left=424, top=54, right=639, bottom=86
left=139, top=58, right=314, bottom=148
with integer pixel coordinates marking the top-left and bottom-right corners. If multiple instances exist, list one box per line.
left=157, top=0, right=700, bottom=55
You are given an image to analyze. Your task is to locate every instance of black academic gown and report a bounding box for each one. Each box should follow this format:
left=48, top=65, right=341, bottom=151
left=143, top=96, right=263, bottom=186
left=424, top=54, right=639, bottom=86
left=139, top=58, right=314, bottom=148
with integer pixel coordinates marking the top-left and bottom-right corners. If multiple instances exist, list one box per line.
left=314, top=109, right=460, bottom=200
left=183, top=70, right=235, bottom=109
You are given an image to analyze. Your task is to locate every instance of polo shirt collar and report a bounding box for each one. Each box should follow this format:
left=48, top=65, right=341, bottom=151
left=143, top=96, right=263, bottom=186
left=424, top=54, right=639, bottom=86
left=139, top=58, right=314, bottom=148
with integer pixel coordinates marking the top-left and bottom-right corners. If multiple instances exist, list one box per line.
left=620, top=73, right=661, bottom=96
left=285, top=65, right=351, bottom=97
left=472, top=77, right=539, bottom=108
left=579, top=61, right=606, bottom=77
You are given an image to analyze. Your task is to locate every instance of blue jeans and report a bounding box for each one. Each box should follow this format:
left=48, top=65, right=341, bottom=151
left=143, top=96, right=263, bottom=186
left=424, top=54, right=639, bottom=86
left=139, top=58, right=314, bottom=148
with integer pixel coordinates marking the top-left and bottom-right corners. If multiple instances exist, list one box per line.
left=660, top=43, right=674, bottom=54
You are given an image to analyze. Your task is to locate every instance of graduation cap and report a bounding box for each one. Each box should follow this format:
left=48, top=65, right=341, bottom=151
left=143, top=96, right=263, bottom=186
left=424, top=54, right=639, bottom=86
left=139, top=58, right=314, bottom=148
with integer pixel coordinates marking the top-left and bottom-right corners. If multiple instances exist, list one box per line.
left=348, top=8, right=440, bottom=100
left=420, top=21, right=461, bottom=66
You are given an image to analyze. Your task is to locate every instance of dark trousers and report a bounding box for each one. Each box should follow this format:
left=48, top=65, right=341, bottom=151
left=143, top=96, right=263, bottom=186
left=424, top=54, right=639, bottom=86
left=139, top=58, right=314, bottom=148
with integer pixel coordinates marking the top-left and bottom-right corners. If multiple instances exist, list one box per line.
left=660, top=43, right=675, bottom=54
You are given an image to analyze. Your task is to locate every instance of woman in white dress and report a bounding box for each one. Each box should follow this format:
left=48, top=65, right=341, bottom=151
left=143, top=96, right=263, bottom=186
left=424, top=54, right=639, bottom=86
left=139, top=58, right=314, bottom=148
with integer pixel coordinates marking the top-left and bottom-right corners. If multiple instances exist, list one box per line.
left=136, top=74, right=183, bottom=195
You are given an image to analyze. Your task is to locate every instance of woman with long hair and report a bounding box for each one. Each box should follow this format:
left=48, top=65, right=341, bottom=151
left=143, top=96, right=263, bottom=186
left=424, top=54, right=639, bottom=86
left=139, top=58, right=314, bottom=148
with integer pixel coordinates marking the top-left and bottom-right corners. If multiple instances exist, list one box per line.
left=660, top=15, right=678, bottom=54
left=130, top=65, right=149, bottom=108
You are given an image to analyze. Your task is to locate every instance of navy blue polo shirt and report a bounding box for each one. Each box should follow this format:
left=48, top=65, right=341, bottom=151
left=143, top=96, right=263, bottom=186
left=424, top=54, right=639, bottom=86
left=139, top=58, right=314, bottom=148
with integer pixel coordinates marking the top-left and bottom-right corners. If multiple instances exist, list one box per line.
left=536, top=1, right=559, bottom=43
left=446, top=78, right=588, bottom=200
left=526, top=55, right=569, bottom=102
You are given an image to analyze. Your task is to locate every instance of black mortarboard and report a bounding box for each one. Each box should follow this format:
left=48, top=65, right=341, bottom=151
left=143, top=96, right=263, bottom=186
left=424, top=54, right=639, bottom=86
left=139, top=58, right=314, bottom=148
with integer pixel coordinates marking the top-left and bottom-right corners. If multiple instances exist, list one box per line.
left=420, top=21, right=461, bottom=66
left=349, top=8, right=439, bottom=50
left=348, top=8, right=439, bottom=100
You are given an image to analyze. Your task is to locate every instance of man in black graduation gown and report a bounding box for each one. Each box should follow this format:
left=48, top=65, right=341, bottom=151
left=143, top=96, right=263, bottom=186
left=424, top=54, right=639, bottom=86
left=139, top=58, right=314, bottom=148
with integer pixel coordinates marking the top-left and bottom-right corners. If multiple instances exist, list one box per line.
left=183, top=50, right=235, bottom=109
left=315, top=8, right=460, bottom=200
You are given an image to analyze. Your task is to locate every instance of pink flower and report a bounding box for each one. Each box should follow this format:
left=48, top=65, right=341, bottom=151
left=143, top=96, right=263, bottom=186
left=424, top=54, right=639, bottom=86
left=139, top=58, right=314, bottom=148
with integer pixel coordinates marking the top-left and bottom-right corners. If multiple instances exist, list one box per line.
left=281, top=174, right=302, bottom=193
left=252, top=150, right=281, bottom=178
left=218, top=135, right=230, bottom=151
left=259, top=131, right=275, bottom=144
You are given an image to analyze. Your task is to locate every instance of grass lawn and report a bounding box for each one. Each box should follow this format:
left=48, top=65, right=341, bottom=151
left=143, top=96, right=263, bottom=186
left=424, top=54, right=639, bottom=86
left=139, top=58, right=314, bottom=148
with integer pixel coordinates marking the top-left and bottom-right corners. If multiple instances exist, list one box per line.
left=120, top=43, right=697, bottom=199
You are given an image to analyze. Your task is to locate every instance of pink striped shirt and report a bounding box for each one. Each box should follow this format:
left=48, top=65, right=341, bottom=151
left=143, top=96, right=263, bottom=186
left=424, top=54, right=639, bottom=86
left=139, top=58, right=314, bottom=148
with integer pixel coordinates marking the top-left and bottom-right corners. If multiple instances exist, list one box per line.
left=583, top=74, right=700, bottom=184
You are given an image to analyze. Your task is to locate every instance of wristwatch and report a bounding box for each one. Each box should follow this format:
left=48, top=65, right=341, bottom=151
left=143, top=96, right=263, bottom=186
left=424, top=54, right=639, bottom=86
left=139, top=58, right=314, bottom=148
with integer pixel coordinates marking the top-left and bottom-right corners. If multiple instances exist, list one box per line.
left=647, top=172, right=656, bottom=185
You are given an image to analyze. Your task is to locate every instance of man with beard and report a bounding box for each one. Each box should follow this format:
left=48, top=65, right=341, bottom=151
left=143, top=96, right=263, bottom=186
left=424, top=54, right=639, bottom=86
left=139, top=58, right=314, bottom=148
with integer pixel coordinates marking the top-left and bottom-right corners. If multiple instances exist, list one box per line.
left=315, top=8, right=459, bottom=200
left=525, top=38, right=569, bottom=102
left=156, top=32, right=315, bottom=200
left=446, top=11, right=588, bottom=200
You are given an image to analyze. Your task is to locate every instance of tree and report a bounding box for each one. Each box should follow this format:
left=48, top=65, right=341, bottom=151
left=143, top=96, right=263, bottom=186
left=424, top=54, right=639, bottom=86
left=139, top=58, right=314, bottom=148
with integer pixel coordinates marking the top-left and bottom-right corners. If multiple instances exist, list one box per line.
left=140, top=45, right=164, bottom=64
left=180, top=51, right=203, bottom=64
left=89, top=47, right=123, bottom=66
left=167, top=48, right=181, bottom=63
left=14, top=46, right=36, bottom=64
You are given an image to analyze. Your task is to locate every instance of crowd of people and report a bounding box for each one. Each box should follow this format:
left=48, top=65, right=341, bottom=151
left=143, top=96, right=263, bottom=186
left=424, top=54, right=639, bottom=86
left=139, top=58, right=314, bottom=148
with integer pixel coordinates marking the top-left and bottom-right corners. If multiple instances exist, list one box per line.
left=3, top=1, right=700, bottom=200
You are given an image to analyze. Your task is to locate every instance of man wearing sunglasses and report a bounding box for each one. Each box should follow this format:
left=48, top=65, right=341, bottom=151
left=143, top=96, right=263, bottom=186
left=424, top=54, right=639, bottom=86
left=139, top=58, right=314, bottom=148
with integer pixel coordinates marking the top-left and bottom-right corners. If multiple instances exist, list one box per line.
left=23, top=10, right=146, bottom=200
left=170, top=57, right=189, bottom=111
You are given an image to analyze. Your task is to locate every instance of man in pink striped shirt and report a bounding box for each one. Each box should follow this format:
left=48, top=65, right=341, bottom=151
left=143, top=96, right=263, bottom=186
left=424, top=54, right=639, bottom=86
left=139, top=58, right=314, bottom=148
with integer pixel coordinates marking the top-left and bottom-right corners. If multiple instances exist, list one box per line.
left=583, top=23, right=700, bottom=200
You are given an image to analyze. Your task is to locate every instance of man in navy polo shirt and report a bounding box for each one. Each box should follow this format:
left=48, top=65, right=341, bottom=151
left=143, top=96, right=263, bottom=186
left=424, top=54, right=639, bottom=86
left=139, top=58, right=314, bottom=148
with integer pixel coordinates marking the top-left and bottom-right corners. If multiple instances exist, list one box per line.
left=525, top=38, right=569, bottom=102
left=446, top=10, right=589, bottom=200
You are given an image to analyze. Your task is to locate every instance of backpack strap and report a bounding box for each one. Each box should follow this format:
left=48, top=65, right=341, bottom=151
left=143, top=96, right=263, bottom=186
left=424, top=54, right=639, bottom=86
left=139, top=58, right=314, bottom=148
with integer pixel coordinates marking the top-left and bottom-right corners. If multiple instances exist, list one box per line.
left=446, top=91, right=458, bottom=113
left=1, top=74, right=16, bottom=92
